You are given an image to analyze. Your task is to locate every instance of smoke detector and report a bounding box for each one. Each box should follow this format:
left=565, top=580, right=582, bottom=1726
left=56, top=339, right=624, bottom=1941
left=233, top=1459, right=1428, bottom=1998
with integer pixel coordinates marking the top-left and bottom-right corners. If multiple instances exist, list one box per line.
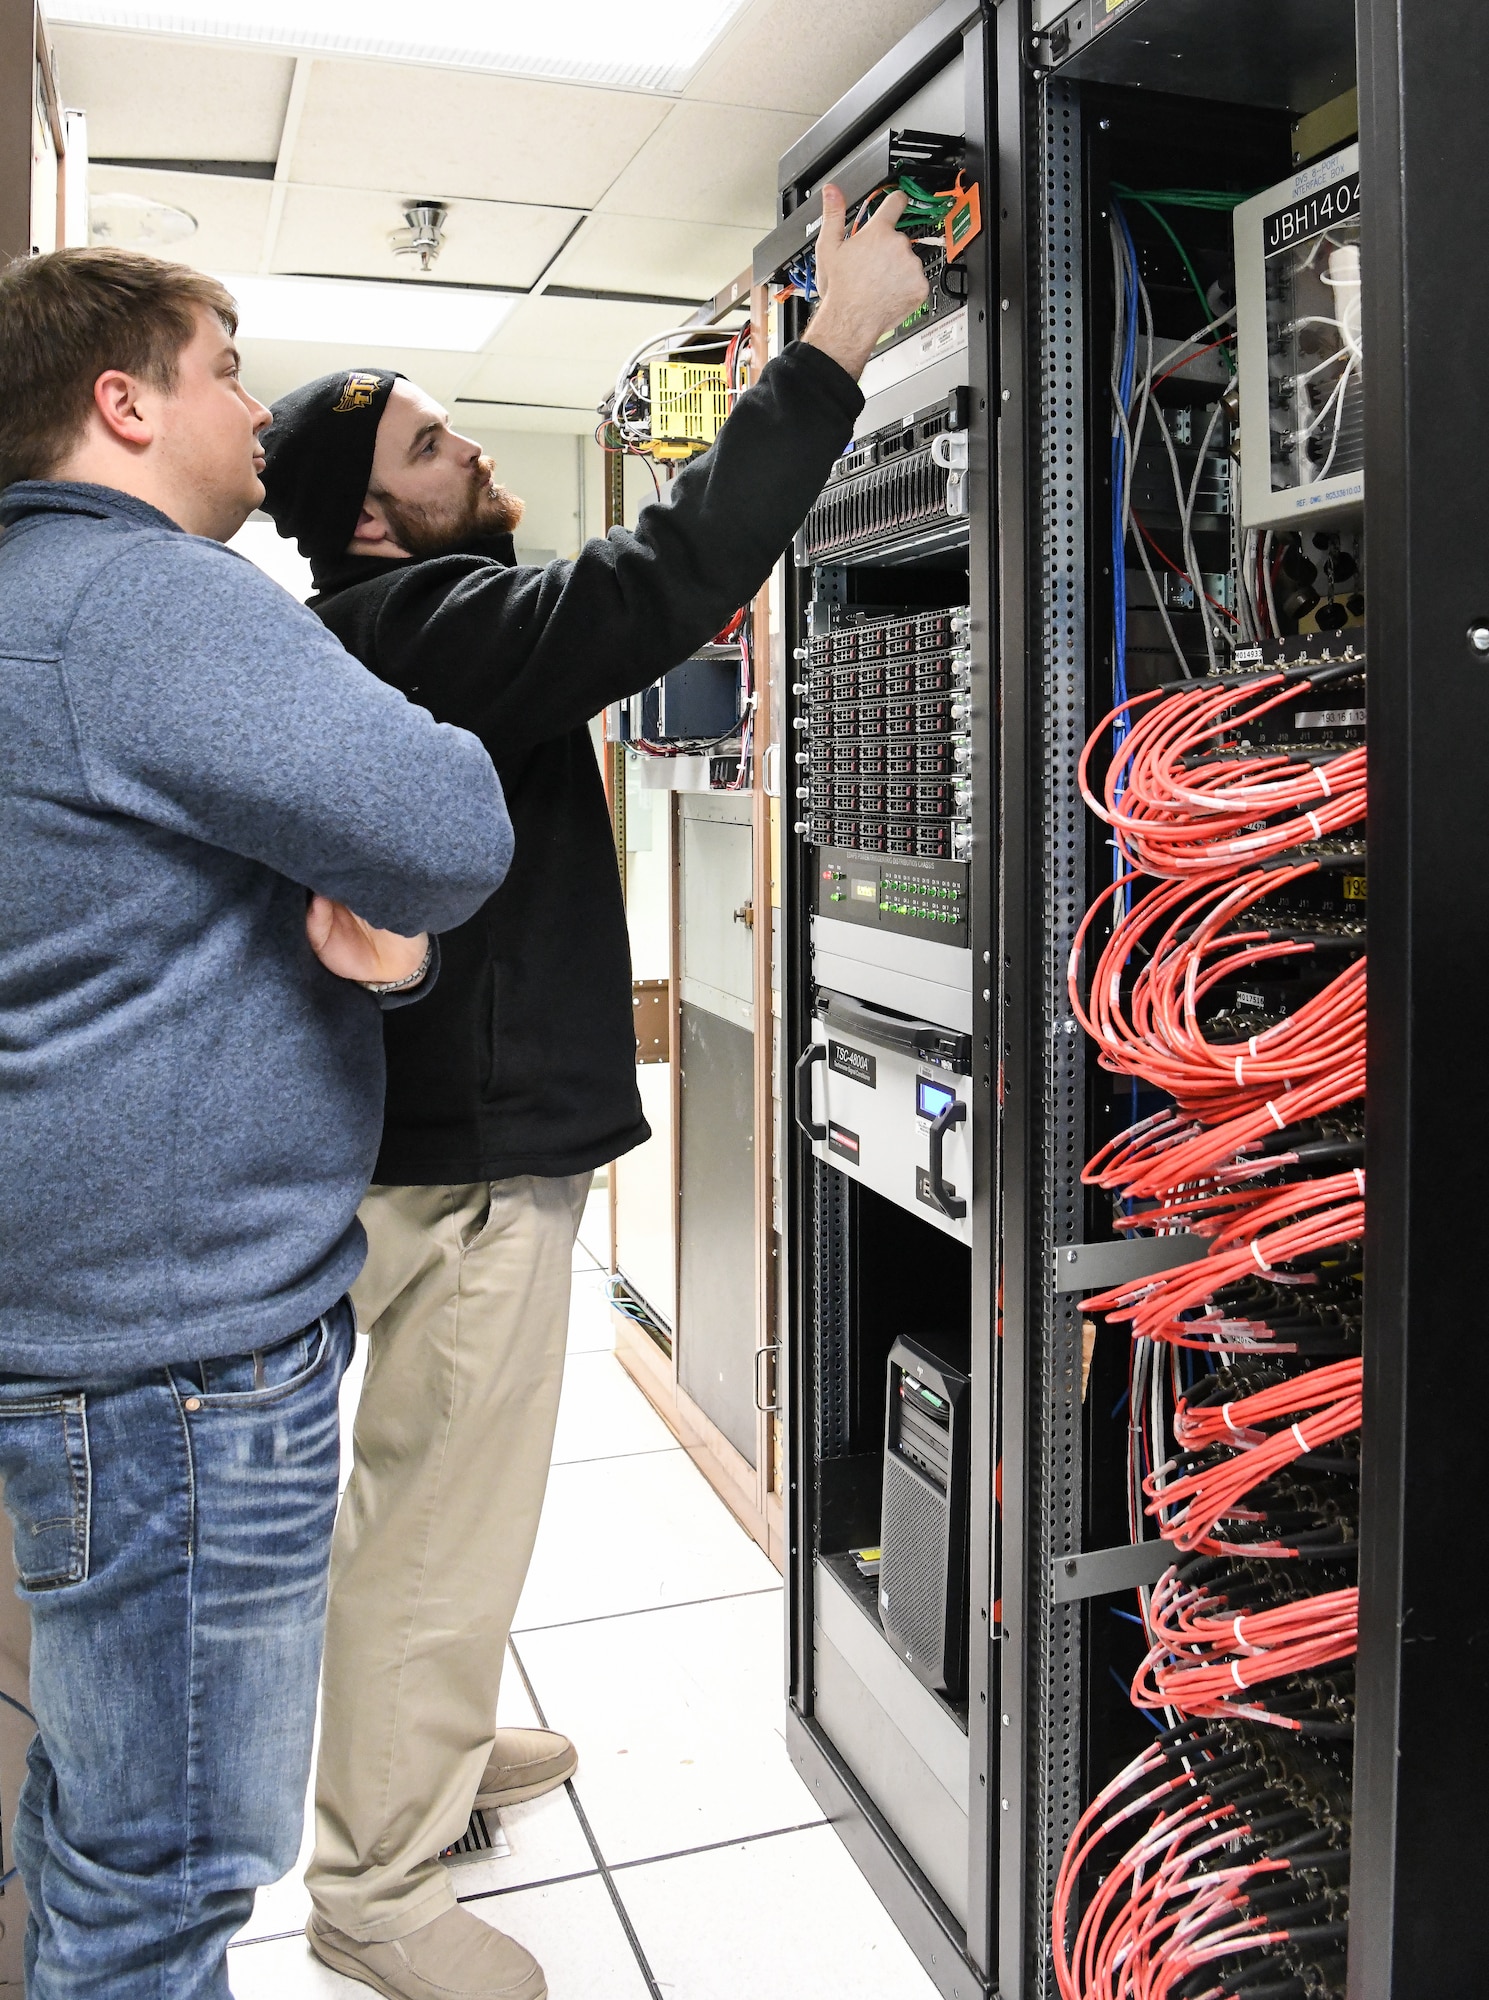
left=390, top=200, right=449, bottom=273
left=90, top=190, right=197, bottom=248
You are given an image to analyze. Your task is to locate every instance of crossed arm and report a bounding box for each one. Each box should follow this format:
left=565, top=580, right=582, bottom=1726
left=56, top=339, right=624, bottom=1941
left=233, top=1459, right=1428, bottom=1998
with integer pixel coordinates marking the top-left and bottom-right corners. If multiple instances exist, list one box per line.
left=305, top=894, right=430, bottom=989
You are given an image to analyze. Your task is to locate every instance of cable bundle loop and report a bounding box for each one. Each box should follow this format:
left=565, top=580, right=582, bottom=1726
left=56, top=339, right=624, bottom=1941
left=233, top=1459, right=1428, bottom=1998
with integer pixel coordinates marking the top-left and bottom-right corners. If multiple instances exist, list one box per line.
left=1134, top=1572, right=1358, bottom=1725
left=1054, top=1727, right=1349, bottom=2000
left=1080, top=673, right=1365, bottom=881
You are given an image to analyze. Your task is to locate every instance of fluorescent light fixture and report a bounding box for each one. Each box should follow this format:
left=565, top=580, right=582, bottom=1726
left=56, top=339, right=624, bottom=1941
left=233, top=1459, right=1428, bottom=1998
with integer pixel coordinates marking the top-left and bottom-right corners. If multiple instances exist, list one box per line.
left=46, top=0, right=750, bottom=91
left=218, top=272, right=517, bottom=350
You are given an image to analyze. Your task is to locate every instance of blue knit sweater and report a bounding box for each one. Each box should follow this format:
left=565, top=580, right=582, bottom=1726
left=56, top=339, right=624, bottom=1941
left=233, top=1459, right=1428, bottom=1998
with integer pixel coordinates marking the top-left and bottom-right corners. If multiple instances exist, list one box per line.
left=0, top=482, right=512, bottom=1377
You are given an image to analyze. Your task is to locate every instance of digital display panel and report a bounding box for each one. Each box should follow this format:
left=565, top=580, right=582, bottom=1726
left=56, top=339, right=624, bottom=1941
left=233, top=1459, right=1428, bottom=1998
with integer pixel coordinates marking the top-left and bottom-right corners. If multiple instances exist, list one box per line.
left=916, top=1076, right=957, bottom=1122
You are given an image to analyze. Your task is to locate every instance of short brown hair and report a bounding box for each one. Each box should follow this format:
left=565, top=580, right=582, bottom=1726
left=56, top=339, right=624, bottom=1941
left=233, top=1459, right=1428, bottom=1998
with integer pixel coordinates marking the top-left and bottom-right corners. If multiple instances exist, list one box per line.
left=0, top=248, right=238, bottom=487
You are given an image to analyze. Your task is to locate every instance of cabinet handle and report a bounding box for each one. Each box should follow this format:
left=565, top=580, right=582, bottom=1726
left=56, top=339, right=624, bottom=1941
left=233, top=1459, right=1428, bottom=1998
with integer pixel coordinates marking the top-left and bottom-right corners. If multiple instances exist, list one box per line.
left=926, top=1099, right=967, bottom=1219
left=793, top=1043, right=827, bottom=1141
left=754, top=1342, right=781, bottom=1414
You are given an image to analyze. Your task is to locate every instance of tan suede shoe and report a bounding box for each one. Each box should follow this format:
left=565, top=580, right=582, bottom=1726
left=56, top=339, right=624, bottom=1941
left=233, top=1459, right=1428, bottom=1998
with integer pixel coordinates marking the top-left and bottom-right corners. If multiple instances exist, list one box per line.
left=306, top=1908, right=546, bottom=2000
left=473, top=1726, right=578, bottom=1810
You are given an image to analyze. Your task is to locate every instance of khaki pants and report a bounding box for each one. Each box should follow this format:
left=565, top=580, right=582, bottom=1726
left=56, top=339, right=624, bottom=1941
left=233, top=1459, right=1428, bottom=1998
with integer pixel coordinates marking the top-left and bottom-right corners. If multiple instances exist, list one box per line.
left=307, top=1173, right=592, bottom=1941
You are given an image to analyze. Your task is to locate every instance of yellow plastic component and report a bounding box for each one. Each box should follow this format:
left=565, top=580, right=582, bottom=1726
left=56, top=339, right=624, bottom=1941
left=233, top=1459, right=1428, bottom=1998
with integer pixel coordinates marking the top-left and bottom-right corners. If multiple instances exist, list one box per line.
left=648, top=359, right=729, bottom=458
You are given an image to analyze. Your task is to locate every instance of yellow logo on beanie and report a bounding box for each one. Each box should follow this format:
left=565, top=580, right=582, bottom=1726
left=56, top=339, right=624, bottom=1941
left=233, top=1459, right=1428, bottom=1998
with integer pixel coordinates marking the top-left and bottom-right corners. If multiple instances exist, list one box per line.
left=332, top=372, right=383, bottom=413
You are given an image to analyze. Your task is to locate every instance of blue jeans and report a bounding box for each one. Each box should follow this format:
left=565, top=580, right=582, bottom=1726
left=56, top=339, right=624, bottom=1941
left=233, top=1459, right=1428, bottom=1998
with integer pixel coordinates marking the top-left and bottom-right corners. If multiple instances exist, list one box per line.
left=0, top=1301, right=353, bottom=1997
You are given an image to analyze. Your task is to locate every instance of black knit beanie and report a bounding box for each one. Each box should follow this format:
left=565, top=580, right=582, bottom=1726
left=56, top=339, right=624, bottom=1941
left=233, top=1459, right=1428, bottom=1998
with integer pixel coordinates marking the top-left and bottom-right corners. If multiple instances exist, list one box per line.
left=259, top=368, right=402, bottom=566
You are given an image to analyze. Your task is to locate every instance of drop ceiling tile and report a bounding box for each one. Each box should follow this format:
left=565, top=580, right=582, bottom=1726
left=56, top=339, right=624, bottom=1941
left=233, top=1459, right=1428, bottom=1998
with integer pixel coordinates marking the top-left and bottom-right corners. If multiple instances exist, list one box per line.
left=288, top=60, right=671, bottom=209
left=684, top=0, right=945, bottom=115
left=271, top=186, right=580, bottom=290
left=48, top=26, right=293, bottom=162
left=551, top=213, right=759, bottom=303
left=87, top=166, right=272, bottom=271
left=457, top=295, right=696, bottom=414
left=238, top=340, right=472, bottom=413
left=596, top=100, right=811, bottom=228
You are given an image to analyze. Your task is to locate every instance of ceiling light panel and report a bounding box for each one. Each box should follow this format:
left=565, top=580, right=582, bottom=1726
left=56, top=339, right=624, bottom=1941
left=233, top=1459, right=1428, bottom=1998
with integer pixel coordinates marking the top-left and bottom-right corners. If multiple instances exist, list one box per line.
left=47, top=1, right=752, bottom=92
left=218, top=273, right=516, bottom=350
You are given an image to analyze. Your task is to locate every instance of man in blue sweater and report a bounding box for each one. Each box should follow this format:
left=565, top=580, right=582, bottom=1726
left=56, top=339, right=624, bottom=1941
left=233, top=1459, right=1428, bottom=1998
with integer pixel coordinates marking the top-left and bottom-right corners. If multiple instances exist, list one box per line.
left=0, top=247, right=514, bottom=1997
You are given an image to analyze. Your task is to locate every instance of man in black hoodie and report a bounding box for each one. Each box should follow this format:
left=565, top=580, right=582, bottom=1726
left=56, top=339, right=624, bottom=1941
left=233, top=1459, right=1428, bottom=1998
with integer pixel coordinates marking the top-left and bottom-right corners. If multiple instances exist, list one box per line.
left=259, top=185, right=925, bottom=2000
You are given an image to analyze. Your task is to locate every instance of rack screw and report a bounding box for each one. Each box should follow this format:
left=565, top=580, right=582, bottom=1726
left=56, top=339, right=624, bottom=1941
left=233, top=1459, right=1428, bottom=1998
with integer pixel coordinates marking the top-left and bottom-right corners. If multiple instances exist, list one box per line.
left=1470, top=622, right=1489, bottom=655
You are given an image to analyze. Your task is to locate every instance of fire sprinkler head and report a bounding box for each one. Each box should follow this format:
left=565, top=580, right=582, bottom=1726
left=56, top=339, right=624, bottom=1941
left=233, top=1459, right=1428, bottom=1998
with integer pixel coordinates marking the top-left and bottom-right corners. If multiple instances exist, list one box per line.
left=390, top=200, right=449, bottom=273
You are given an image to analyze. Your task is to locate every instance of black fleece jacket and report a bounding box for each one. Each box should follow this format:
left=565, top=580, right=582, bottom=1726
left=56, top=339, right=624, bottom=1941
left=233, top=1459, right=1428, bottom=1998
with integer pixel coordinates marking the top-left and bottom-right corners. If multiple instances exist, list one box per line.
left=309, top=339, right=863, bottom=1184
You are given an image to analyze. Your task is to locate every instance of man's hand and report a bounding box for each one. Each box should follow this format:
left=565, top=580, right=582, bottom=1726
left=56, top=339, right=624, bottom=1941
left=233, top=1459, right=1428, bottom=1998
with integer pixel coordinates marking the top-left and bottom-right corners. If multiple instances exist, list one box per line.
left=801, top=185, right=931, bottom=381
left=306, top=894, right=430, bottom=987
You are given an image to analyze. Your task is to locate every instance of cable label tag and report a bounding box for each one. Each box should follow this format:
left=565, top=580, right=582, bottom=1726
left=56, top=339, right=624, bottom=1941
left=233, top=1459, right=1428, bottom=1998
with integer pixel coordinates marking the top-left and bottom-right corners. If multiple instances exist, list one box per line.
left=1294, top=708, right=1366, bottom=730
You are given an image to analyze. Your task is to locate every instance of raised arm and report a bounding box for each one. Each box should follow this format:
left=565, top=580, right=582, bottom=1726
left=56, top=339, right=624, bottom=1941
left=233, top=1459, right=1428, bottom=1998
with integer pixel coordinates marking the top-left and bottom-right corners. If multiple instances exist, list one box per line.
left=350, top=188, right=930, bottom=761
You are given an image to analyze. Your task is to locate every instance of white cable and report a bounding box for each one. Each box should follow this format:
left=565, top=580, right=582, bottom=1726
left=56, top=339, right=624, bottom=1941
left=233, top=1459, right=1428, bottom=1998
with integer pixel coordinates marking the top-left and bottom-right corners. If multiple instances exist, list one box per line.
left=1134, top=304, right=1237, bottom=397
left=1182, top=396, right=1228, bottom=673
left=1262, top=529, right=1279, bottom=637
left=1313, top=355, right=1359, bottom=482
left=1109, top=223, right=1188, bottom=674
left=1232, top=528, right=1256, bottom=636
left=1293, top=346, right=1351, bottom=391
left=1297, top=360, right=1354, bottom=440
left=1151, top=398, right=1211, bottom=656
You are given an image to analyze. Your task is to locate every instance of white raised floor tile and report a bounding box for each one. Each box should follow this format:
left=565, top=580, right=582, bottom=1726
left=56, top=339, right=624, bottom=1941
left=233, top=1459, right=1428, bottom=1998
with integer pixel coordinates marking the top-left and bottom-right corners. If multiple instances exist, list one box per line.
left=566, top=1270, right=618, bottom=1355
left=515, top=1589, right=815, bottom=1866
left=614, top=1824, right=942, bottom=2000
left=449, top=1784, right=596, bottom=1902
left=513, top=1448, right=778, bottom=1631
left=550, top=1349, right=678, bottom=1466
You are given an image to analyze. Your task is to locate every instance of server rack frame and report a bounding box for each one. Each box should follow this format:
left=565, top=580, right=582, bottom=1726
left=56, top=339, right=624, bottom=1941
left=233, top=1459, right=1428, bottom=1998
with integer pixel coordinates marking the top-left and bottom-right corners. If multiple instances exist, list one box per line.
left=785, top=0, right=1489, bottom=1994
left=989, top=4, right=1489, bottom=2000
left=776, top=5, right=999, bottom=1996
left=1350, top=0, right=1489, bottom=1991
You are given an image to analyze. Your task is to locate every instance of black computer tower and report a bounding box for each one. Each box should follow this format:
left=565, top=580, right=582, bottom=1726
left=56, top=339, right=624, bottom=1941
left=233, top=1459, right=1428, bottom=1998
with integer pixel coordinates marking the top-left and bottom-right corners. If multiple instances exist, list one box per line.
left=878, top=1333, right=971, bottom=1701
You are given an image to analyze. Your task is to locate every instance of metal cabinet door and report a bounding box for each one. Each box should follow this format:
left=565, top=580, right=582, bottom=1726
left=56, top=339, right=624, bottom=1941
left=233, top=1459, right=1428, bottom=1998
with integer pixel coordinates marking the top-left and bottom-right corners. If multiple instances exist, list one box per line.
left=677, top=795, right=758, bottom=1463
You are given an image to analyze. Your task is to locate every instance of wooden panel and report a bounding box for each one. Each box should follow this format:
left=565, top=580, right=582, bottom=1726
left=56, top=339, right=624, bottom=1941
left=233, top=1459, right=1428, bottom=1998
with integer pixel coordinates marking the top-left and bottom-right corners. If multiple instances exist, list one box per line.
left=632, top=978, right=670, bottom=1062
left=0, top=3, right=37, bottom=263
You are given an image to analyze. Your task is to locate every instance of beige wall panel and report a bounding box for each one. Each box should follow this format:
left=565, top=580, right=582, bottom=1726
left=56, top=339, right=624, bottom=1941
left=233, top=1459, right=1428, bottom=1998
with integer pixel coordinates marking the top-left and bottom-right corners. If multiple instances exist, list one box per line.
left=453, top=400, right=598, bottom=436
left=271, top=185, right=579, bottom=289
left=288, top=60, right=669, bottom=210
left=458, top=295, right=693, bottom=412
left=85, top=165, right=272, bottom=269
left=550, top=213, right=759, bottom=302
left=596, top=100, right=811, bottom=229
left=455, top=428, right=585, bottom=559
left=49, top=26, right=293, bottom=161
left=684, top=0, right=946, bottom=115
